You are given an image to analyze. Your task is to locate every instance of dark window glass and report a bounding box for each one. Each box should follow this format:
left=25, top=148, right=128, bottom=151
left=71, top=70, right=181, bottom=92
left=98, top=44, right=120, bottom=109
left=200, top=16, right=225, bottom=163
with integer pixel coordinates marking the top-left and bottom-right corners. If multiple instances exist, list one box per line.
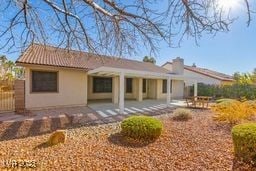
left=93, top=77, right=112, bottom=93
left=162, top=79, right=172, bottom=93
left=170, top=80, right=172, bottom=93
left=162, top=80, right=167, bottom=93
left=143, top=79, right=146, bottom=93
left=32, top=71, right=58, bottom=92
left=126, top=78, right=133, bottom=93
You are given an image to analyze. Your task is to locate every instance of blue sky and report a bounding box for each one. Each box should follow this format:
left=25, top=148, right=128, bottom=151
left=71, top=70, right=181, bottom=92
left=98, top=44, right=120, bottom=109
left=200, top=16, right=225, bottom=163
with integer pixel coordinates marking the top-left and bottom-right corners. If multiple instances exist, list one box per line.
left=1, top=1, right=255, bottom=76
left=146, top=17, right=256, bottom=75
left=134, top=3, right=256, bottom=75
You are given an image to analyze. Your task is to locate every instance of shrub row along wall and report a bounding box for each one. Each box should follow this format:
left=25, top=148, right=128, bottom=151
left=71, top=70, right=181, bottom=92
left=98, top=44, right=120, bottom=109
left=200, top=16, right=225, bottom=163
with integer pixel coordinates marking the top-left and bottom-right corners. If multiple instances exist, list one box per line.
left=189, top=83, right=256, bottom=100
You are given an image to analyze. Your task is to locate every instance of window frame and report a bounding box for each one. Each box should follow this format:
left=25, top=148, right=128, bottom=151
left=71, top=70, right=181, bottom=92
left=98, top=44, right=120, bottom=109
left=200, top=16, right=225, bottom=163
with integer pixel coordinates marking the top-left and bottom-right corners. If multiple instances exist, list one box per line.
left=93, top=76, right=112, bottom=93
left=143, top=79, right=147, bottom=93
left=162, top=79, right=172, bottom=94
left=126, top=78, right=133, bottom=93
left=30, top=70, right=59, bottom=93
left=162, top=80, right=167, bottom=93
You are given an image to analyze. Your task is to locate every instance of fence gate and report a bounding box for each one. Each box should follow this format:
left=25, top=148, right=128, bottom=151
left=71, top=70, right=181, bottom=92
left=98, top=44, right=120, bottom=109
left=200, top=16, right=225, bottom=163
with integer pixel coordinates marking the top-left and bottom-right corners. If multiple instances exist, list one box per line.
left=0, top=81, right=15, bottom=113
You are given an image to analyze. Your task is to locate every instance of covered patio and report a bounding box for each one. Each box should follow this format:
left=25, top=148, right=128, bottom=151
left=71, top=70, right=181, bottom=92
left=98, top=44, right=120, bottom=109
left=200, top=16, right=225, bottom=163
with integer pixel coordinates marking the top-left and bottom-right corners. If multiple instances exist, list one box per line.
left=88, top=66, right=199, bottom=114
left=88, top=99, right=187, bottom=118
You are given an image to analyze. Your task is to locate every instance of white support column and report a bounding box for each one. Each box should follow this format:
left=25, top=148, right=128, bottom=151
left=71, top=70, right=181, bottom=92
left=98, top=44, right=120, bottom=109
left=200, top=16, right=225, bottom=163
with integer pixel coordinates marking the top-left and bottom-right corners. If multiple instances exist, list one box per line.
left=119, top=72, right=125, bottom=114
left=166, top=77, right=171, bottom=107
left=155, top=79, right=160, bottom=100
left=194, top=80, right=198, bottom=97
left=136, top=78, right=143, bottom=101
left=112, top=76, right=119, bottom=104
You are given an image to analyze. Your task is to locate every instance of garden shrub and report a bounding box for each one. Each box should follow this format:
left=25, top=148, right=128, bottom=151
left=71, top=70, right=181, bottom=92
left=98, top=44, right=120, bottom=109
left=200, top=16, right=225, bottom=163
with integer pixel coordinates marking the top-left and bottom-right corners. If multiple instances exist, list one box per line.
left=189, top=83, right=256, bottom=100
left=47, top=130, right=67, bottom=146
left=216, top=98, right=237, bottom=104
left=232, top=123, right=256, bottom=165
left=245, top=100, right=256, bottom=112
left=172, top=108, right=192, bottom=121
left=212, top=101, right=256, bottom=124
left=121, top=116, right=163, bottom=140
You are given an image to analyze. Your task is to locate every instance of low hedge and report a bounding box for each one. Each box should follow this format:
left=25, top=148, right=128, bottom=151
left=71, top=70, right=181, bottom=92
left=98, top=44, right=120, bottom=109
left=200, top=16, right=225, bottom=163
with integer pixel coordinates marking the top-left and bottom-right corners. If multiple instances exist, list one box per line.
left=232, top=123, right=256, bottom=165
left=121, top=115, right=163, bottom=140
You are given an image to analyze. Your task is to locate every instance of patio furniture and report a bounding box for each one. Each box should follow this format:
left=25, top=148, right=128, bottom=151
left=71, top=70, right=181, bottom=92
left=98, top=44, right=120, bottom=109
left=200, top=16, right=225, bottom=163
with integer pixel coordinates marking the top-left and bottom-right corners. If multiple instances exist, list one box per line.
left=185, top=96, right=212, bottom=109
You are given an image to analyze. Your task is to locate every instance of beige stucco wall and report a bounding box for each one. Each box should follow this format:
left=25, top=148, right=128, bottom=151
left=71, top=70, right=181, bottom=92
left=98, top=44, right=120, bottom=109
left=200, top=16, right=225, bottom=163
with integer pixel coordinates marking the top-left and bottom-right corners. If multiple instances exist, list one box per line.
left=24, top=64, right=183, bottom=109
left=172, top=80, right=184, bottom=99
left=163, top=63, right=223, bottom=86
left=126, top=77, right=139, bottom=100
left=147, top=79, right=156, bottom=99
left=162, top=60, right=185, bottom=99
left=183, top=69, right=222, bottom=85
left=156, top=79, right=166, bottom=99
left=155, top=79, right=183, bottom=100
left=24, top=65, right=87, bottom=109
left=162, top=62, right=229, bottom=98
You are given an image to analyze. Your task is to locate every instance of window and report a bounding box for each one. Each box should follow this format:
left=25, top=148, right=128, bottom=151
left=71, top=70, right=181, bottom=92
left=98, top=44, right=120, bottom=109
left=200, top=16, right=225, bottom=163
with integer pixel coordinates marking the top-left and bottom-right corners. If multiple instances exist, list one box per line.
left=93, top=77, right=112, bottom=93
left=162, top=80, right=167, bottom=93
left=162, top=79, right=172, bottom=93
left=31, top=71, right=58, bottom=92
left=143, top=79, right=147, bottom=93
left=126, top=78, right=133, bottom=93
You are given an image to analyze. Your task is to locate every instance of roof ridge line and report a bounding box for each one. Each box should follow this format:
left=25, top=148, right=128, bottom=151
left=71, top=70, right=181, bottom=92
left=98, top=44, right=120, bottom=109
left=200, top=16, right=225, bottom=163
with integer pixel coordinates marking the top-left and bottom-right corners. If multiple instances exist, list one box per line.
left=31, top=43, right=155, bottom=66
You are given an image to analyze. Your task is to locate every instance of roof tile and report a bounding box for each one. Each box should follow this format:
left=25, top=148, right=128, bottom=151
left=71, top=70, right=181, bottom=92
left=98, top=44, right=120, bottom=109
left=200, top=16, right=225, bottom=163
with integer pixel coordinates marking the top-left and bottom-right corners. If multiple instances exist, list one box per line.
left=16, top=44, right=169, bottom=73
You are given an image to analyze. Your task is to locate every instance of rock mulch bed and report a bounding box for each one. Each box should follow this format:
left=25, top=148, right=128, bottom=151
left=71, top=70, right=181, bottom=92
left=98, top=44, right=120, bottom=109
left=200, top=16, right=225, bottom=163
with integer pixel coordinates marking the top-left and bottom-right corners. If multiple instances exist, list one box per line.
left=0, top=110, right=253, bottom=170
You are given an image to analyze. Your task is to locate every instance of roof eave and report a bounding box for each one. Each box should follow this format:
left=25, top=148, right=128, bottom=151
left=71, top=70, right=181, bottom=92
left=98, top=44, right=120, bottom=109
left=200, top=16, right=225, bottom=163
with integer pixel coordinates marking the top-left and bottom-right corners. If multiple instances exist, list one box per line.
left=16, top=62, right=91, bottom=71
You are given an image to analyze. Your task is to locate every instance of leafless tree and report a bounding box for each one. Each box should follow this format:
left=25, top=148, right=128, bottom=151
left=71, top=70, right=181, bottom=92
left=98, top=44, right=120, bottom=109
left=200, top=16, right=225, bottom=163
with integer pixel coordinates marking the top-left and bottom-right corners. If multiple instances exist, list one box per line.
left=0, top=0, right=254, bottom=56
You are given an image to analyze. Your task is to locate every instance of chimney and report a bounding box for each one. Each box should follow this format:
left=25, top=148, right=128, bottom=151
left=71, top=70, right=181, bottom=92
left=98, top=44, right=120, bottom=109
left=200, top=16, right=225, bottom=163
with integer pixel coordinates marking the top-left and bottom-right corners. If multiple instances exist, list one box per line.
left=172, top=57, right=184, bottom=74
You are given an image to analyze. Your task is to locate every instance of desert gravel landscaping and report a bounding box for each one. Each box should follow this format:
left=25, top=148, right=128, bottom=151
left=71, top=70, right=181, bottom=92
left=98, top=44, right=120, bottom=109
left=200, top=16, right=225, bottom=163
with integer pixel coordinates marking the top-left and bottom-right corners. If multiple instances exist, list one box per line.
left=0, top=109, right=254, bottom=170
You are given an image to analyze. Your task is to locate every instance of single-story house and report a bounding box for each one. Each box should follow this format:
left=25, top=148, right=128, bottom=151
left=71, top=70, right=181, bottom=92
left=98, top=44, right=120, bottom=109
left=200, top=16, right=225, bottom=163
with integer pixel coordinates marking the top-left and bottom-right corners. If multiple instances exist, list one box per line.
left=16, top=44, right=198, bottom=113
left=162, top=60, right=234, bottom=86
left=162, top=59, right=234, bottom=97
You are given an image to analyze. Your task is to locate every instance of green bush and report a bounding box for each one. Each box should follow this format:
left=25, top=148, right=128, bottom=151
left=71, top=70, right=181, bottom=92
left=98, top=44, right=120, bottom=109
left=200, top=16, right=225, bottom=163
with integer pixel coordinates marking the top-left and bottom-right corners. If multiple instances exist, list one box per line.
left=232, top=123, right=256, bottom=165
left=172, top=108, right=192, bottom=121
left=216, top=98, right=237, bottom=104
left=121, top=116, right=163, bottom=140
left=189, top=83, right=256, bottom=100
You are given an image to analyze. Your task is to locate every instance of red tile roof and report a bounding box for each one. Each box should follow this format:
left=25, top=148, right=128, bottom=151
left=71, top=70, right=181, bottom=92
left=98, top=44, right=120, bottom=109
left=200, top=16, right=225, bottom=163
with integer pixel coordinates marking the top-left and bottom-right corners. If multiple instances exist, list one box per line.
left=16, top=44, right=169, bottom=73
left=163, top=62, right=234, bottom=81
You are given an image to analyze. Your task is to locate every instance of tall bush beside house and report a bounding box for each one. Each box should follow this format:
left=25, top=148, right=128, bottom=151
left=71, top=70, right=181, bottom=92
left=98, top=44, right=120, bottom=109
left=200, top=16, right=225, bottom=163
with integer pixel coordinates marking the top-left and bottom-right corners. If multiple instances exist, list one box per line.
left=212, top=101, right=256, bottom=124
left=232, top=123, right=256, bottom=165
left=191, top=83, right=256, bottom=100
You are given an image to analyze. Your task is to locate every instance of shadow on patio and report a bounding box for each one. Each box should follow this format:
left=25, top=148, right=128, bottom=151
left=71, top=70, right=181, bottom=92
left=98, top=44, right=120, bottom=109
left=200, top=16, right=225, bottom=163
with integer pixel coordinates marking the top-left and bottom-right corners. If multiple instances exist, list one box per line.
left=0, top=100, right=184, bottom=141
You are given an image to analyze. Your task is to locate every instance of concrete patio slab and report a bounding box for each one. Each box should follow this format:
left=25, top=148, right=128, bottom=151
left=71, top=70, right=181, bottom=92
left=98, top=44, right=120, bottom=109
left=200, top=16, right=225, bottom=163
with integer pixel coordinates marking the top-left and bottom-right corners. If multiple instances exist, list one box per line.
left=88, top=99, right=186, bottom=118
left=0, top=100, right=186, bottom=140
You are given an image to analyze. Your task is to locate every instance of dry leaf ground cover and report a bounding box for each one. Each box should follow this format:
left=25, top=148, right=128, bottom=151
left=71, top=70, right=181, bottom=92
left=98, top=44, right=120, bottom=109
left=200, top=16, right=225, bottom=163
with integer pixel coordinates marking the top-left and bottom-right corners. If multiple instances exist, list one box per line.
left=0, top=109, right=253, bottom=170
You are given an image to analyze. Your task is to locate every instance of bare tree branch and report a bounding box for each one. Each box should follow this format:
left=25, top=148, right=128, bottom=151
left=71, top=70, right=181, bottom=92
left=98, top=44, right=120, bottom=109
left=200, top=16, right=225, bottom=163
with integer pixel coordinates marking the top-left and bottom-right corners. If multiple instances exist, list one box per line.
left=0, top=0, right=254, bottom=56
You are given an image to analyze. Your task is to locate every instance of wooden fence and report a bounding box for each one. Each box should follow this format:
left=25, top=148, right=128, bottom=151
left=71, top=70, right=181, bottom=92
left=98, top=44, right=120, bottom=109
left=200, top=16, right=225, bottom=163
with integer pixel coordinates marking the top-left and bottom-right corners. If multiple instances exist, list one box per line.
left=0, top=80, right=15, bottom=113
left=14, top=80, right=25, bottom=113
